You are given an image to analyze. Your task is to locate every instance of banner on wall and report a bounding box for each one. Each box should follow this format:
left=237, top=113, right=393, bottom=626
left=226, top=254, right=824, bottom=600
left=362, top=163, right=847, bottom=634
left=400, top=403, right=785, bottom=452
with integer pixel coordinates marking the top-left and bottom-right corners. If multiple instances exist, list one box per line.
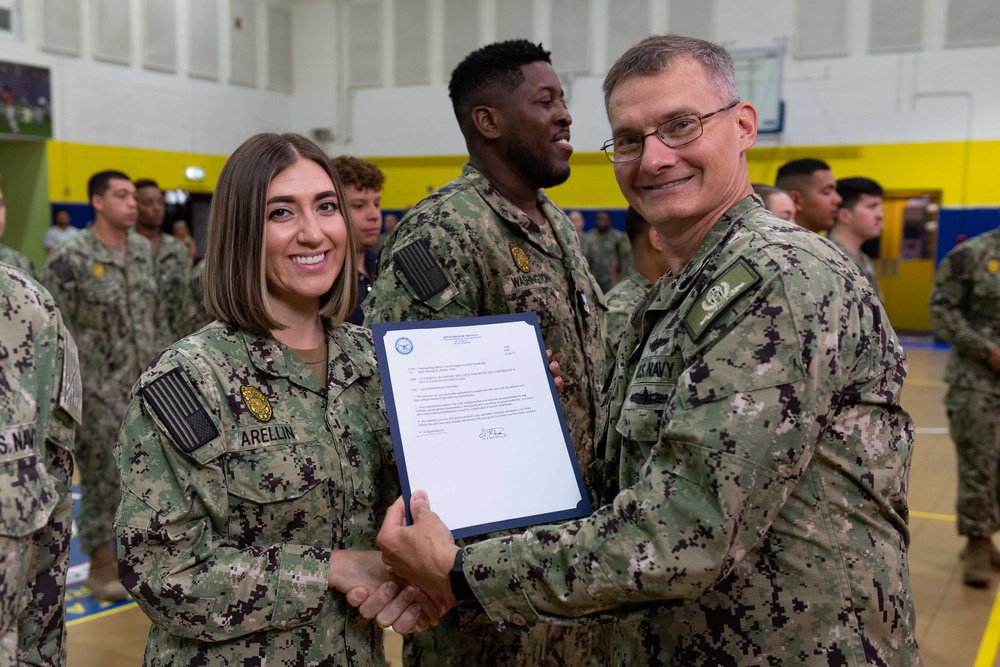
left=0, top=60, right=51, bottom=140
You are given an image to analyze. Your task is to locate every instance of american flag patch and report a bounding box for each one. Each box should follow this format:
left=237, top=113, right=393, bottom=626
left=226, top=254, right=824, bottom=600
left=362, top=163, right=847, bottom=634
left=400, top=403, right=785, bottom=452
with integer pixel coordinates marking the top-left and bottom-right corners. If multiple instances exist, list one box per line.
left=395, top=239, right=449, bottom=301
left=141, top=368, right=219, bottom=453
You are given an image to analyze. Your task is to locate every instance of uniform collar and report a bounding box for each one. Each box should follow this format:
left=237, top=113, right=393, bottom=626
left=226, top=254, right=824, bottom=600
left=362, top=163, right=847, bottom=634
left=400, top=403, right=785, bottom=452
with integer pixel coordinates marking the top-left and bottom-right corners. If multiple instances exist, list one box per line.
left=81, top=228, right=151, bottom=265
left=460, top=163, right=565, bottom=259
left=645, top=195, right=762, bottom=318
left=240, top=323, right=372, bottom=400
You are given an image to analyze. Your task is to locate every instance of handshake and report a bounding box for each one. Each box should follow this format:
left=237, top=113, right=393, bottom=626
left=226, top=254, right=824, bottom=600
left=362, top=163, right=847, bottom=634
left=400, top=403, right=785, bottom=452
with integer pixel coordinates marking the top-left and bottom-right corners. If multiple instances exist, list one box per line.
left=340, top=490, right=462, bottom=634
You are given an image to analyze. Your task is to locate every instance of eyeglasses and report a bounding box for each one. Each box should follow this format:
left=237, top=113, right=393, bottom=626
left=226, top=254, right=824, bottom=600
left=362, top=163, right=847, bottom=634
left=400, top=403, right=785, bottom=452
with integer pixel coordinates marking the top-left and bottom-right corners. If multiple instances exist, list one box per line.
left=601, top=100, right=740, bottom=163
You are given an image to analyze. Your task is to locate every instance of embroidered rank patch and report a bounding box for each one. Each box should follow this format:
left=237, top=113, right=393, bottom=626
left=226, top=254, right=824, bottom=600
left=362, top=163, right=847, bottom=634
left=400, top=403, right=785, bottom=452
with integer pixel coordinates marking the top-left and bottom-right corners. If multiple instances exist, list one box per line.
left=510, top=243, right=531, bottom=272
left=684, top=258, right=761, bottom=342
left=988, top=259, right=999, bottom=274
left=93, top=263, right=104, bottom=278
left=240, top=385, right=273, bottom=422
left=141, top=368, right=219, bottom=453
left=395, top=239, right=450, bottom=301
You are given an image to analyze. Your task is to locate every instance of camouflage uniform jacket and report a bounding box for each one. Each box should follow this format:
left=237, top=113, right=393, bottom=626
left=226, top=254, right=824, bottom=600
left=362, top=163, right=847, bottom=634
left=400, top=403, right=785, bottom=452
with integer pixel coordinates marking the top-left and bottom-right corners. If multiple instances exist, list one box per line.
left=0, top=243, right=34, bottom=277
left=828, top=237, right=884, bottom=303
left=460, top=196, right=920, bottom=666
left=114, top=321, right=397, bottom=666
left=154, top=233, right=194, bottom=343
left=41, top=229, right=166, bottom=410
left=0, top=266, right=80, bottom=536
left=929, top=228, right=1000, bottom=395
left=582, top=228, right=630, bottom=293
left=0, top=266, right=80, bottom=665
left=603, top=267, right=652, bottom=372
left=364, top=163, right=607, bottom=472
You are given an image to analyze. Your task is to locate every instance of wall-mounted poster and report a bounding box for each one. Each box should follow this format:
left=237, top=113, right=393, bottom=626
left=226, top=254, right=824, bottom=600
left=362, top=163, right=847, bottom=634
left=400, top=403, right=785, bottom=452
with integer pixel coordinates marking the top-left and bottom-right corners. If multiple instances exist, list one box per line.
left=0, top=61, right=51, bottom=140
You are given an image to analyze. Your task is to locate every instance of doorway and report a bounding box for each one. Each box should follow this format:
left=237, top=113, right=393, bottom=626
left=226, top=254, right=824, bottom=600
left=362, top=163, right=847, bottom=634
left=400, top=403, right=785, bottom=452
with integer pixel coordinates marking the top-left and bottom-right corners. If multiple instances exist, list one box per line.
left=872, top=190, right=940, bottom=333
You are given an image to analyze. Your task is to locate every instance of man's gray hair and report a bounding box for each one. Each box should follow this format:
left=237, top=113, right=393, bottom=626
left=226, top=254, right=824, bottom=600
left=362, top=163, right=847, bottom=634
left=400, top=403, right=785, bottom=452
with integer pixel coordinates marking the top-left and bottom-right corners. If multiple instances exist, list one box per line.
left=603, top=35, right=739, bottom=112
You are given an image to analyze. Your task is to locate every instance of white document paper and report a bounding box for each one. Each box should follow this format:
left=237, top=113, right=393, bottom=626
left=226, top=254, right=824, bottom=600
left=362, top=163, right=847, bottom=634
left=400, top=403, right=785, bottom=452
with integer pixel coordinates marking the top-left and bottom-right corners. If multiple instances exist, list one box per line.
left=373, top=314, right=591, bottom=538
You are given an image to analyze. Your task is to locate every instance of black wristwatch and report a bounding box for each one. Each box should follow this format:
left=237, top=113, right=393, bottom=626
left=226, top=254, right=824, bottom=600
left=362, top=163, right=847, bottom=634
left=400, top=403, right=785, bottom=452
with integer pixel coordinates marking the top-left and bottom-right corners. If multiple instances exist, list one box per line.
left=449, top=549, right=475, bottom=600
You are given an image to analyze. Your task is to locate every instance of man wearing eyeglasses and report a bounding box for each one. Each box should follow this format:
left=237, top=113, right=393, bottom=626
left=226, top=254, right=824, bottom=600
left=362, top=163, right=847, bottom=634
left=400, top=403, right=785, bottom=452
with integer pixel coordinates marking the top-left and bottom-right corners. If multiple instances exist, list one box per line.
left=364, top=39, right=606, bottom=667
left=374, top=34, right=920, bottom=666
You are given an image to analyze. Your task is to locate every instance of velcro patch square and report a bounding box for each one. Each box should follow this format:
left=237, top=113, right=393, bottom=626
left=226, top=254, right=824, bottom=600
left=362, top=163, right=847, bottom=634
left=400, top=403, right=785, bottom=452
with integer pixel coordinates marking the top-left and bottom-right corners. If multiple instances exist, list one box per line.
left=141, top=368, right=219, bottom=453
left=684, top=258, right=761, bottom=342
left=395, top=239, right=450, bottom=301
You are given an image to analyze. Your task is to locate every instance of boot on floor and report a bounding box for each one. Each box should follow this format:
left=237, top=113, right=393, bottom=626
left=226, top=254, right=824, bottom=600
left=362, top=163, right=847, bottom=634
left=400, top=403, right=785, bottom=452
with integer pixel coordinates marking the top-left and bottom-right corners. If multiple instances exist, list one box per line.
left=88, top=543, right=129, bottom=602
left=962, top=536, right=994, bottom=588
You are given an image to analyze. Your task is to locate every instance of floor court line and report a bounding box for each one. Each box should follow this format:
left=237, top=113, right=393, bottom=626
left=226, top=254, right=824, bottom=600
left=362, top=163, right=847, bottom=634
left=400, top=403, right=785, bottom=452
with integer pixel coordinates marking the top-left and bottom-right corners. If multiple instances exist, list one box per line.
left=910, top=510, right=956, bottom=522
left=66, top=601, right=136, bottom=627
left=975, top=587, right=1000, bottom=667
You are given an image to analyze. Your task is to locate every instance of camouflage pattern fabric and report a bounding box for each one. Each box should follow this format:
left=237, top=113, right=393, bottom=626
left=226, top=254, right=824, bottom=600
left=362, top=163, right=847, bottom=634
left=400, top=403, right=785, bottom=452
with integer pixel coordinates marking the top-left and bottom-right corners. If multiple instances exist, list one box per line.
left=828, top=236, right=884, bottom=303
left=458, top=196, right=920, bottom=666
left=602, top=267, right=653, bottom=373
left=945, top=389, right=1000, bottom=536
left=154, top=233, right=194, bottom=343
left=581, top=228, right=630, bottom=293
left=364, top=163, right=606, bottom=667
left=41, top=229, right=166, bottom=556
left=929, top=228, right=1000, bottom=537
left=115, top=321, right=398, bottom=666
left=0, top=243, right=34, bottom=277
left=0, top=266, right=80, bottom=666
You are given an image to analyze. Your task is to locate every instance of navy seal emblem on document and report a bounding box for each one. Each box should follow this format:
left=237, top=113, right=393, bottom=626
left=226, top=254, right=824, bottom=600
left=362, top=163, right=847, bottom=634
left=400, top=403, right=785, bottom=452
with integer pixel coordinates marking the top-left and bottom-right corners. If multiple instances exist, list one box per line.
left=241, top=386, right=273, bottom=422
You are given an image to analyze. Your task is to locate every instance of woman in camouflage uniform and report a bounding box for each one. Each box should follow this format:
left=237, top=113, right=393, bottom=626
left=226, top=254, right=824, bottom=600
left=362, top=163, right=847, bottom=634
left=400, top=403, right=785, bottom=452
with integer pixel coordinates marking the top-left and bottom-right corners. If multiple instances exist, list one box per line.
left=114, top=133, right=441, bottom=666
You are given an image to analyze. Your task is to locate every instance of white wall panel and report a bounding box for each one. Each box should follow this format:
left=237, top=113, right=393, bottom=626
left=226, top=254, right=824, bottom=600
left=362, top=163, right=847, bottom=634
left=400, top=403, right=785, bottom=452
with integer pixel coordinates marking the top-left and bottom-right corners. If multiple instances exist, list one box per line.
left=550, top=0, right=589, bottom=73
left=230, top=0, right=257, bottom=86
left=93, top=0, right=131, bottom=64
left=189, top=0, right=219, bottom=79
left=144, top=0, right=176, bottom=72
left=607, top=0, right=649, bottom=67
left=268, top=5, right=292, bottom=92
left=394, top=0, right=430, bottom=84
left=945, top=0, right=1000, bottom=48
left=40, top=0, right=82, bottom=54
left=793, top=0, right=848, bottom=58
left=443, top=0, right=478, bottom=74
left=668, top=0, right=712, bottom=41
left=347, top=1, right=381, bottom=87
left=497, top=0, right=532, bottom=41
left=870, top=0, right=923, bottom=53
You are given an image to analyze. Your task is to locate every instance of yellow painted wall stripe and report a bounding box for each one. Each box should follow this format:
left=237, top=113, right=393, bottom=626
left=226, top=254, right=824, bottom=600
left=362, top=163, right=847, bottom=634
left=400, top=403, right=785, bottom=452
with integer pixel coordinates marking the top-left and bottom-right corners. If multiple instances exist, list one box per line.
left=47, top=141, right=227, bottom=203
left=45, top=138, right=1000, bottom=209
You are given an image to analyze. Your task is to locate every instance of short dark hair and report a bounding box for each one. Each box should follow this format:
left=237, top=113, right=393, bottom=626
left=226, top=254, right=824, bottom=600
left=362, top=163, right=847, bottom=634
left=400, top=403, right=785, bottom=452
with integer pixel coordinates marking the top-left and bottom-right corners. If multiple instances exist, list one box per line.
left=203, top=133, right=358, bottom=333
left=134, top=178, right=161, bottom=192
left=330, top=156, right=385, bottom=192
left=603, top=35, right=738, bottom=113
left=837, top=177, right=884, bottom=210
left=624, top=206, right=650, bottom=244
left=774, top=159, right=831, bottom=193
left=449, top=40, right=552, bottom=122
left=88, top=170, right=131, bottom=199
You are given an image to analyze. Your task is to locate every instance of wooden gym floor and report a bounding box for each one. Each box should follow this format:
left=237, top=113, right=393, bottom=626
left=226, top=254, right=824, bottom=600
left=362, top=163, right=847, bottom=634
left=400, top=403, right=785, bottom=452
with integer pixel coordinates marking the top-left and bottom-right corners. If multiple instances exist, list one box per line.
left=65, top=342, right=995, bottom=666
